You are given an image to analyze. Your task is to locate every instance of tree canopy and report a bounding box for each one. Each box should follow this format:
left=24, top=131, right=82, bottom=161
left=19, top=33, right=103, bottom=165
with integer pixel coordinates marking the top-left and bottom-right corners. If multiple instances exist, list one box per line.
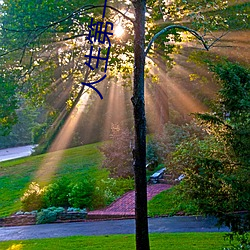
left=0, top=1, right=249, bottom=249
left=168, top=60, right=250, bottom=233
left=0, top=0, right=248, bottom=129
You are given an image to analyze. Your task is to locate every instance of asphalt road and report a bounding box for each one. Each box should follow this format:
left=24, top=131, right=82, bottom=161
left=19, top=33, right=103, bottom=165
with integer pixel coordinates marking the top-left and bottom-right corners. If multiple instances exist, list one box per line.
left=0, top=145, right=37, bottom=162
left=0, top=216, right=230, bottom=241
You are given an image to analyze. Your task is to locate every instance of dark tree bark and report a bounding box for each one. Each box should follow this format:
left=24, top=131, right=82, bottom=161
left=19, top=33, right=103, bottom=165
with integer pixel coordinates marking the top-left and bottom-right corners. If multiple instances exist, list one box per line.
left=131, top=1, right=150, bottom=250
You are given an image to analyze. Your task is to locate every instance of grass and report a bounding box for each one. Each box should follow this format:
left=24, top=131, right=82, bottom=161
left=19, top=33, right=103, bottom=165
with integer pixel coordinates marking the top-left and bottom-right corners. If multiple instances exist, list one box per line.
left=0, top=143, right=104, bottom=217
left=0, top=233, right=231, bottom=250
left=148, top=186, right=199, bottom=217
left=0, top=140, right=195, bottom=218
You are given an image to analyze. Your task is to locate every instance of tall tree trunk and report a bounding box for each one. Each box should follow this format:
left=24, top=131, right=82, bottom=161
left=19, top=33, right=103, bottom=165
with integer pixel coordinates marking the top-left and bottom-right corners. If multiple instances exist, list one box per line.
left=132, top=1, right=150, bottom=250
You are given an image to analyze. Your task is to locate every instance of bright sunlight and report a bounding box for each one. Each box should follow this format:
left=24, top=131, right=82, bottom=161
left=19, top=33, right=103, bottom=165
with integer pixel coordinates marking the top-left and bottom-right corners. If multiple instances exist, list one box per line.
left=114, top=24, right=125, bottom=38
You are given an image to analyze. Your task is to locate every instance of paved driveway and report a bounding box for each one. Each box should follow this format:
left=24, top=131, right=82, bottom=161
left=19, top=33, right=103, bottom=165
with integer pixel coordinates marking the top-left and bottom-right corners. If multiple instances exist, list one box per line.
left=0, top=145, right=37, bottom=162
left=0, top=216, right=229, bottom=241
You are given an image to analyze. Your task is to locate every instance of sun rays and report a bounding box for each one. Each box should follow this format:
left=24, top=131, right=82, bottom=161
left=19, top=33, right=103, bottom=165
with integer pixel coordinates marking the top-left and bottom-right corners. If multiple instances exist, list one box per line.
left=33, top=48, right=218, bottom=185
left=145, top=53, right=211, bottom=130
left=35, top=92, right=89, bottom=184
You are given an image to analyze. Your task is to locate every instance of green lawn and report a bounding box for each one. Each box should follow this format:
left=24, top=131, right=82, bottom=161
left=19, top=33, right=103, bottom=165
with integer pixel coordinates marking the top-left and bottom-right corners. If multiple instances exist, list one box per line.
left=0, top=141, right=185, bottom=218
left=0, top=233, right=230, bottom=250
left=0, top=143, right=103, bottom=217
left=0, top=141, right=197, bottom=218
left=148, top=186, right=199, bottom=217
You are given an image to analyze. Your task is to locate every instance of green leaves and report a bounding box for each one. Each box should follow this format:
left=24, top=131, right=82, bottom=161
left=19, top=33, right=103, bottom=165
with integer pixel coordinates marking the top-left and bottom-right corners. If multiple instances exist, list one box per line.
left=168, top=61, right=250, bottom=233
left=211, top=62, right=250, bottom=113
left=0, top=75, right=18, bottom=135
left=0, top=0, right=244, bottom=105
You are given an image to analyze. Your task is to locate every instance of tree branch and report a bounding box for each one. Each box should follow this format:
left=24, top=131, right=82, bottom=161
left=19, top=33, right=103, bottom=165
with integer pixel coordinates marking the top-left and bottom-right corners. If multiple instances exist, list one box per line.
left=85, top=5, right=134, bottom=23
left=0, top=25, right=50, bottom=57
left=0, top=4, right=134, bottom=57
left=205, top=30, right=230, bottom=49
left=145, top=25, right=211, bottom=56
left=1, top=4, right=134, bottom=33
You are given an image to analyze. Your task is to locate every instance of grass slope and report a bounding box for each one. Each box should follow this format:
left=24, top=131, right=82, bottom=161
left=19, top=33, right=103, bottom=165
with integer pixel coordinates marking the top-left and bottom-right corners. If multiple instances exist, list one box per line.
left=0, top=143, right=103, bottom=217
left=148, top=186, right=199, bottom=217
left=0, top=141, right=198, bottom=218
left=0, top=233, right=230, bottom=250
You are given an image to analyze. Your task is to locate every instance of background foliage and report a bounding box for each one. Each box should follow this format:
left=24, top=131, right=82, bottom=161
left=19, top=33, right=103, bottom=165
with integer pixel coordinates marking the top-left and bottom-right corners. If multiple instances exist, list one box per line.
left=167, top=61, right=250, bottom=233
left=99, top=124, right=134, bottom=178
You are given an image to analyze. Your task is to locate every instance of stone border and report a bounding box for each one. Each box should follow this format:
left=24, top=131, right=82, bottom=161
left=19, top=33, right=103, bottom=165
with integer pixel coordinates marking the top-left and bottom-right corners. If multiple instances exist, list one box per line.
left=0, top=212, right=87, bottom=227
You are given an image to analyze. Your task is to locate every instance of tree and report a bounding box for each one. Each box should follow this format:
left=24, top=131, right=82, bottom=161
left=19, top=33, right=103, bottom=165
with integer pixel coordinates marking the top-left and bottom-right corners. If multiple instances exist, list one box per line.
left=99, top=124, right=133, bottom=178
left=0, top=1, right=247, bottom=249
left=147, top=122, right=206, bottom=167
left=0, top=75, right=18, bottom=136
left=197, top=61, right=250, bottom=233
left=131, top=1, right=233, bottom=248
left=168, top=61, right=250, bottom=233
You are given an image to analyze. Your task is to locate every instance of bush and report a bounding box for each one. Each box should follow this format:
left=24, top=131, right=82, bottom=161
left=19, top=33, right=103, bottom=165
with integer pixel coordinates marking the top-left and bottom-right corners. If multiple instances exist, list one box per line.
left=167, top=135, right=242, bottom=214
left=21, top=182, right=45, bottom=211
left=67, top=207, right=87, bottom=213
left=32, top=123, right=47, bottom=144
left=68, top=180, right=94, bottom=209
left=146, top=141, right=159, bottom=171
left=43, top=177, right=71, bottom=208
left=21, top=177, right=99, bottom=211
left=93, top=178, right=117, bottom=208
left=93, top=177, right=134, bottom=209
left=223, top=233, right=250, bottom=250
left=22, top=175, right=132, bottom=212
left=114, top=177, right=134, bottom=196
left=36, top=206, right=64, bottom=224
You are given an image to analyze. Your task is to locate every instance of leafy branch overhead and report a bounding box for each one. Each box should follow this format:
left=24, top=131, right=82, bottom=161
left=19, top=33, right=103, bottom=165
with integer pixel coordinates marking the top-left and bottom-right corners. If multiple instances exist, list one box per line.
left=0, top=0, right=244, bottom=118
left=0, top=1, right=249, bottom=249
left=1, top=1, right=239, bottom=58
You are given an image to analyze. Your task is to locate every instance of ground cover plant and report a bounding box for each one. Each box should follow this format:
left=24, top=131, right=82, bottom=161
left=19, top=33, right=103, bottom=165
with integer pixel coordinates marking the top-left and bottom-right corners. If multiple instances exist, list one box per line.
left=36, top=206, right=65, bottom=224
left=0, top=233, right=232, bottom=250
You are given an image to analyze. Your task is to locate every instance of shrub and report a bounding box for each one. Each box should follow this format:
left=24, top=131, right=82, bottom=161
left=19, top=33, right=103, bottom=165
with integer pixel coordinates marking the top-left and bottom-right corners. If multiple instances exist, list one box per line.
left=169, top=61, right=250, bottom=233
left=146, top=141, right=159, bottom=171
left=36, top=206, right=64, bottom=224
left=32, top=123, right=47, bottom=144
left=223, top=233, right=250, bottom=250
left=68, top=180, right=94, bottom=209
left=93, top=177, right=134, bottom=209
left=43, top=177, right=71, bottom=208
left=67, top=207, right=87, bottom=213
left=21, top=182, right=45, bottom=211
left=113, top=177, right=134, bottom=197
left=167, top=135, right=242, bottom=215
left=92, top=178, right=117, bottom=209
